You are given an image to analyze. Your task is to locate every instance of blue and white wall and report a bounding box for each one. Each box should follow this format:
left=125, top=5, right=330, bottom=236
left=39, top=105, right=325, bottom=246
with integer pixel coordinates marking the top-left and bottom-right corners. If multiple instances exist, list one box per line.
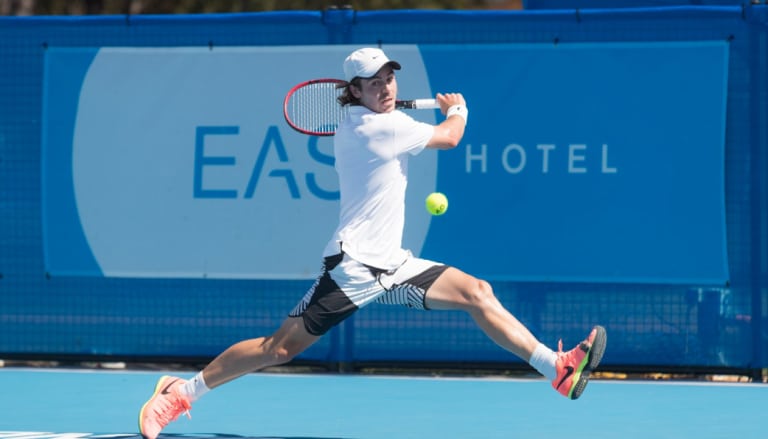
left=2, top=6, right=766, bottom=368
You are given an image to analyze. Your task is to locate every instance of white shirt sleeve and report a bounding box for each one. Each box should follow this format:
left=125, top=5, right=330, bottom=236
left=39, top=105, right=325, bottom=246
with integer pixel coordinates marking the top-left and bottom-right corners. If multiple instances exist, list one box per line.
left=390, top=111, right=435, bottom=156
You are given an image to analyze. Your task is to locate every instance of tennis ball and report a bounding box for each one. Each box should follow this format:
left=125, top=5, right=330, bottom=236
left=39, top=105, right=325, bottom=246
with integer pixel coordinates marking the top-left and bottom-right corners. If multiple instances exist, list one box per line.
left=425, top=192, right=448, bottom=216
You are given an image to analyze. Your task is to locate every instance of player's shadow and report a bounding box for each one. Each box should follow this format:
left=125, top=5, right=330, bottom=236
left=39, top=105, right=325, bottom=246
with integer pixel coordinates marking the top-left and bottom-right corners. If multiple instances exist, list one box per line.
left=157, top=434, right=355, bottom=439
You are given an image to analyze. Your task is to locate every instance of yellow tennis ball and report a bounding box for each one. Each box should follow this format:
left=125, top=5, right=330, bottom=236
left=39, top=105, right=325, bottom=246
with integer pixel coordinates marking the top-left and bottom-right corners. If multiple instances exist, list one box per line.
left=425, top=192, right=448, bottom=216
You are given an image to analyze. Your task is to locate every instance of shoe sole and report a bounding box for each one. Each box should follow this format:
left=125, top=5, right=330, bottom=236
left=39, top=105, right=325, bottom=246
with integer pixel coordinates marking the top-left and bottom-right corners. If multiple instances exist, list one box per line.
left=570, top=325, right=607, bottom=400
left=138, top=375, right=173, bottom=439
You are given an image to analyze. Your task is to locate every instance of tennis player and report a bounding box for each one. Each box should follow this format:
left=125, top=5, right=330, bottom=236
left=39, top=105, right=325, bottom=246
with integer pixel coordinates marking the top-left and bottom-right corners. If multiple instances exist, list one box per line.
left=139, top=47, right=607, bottom=439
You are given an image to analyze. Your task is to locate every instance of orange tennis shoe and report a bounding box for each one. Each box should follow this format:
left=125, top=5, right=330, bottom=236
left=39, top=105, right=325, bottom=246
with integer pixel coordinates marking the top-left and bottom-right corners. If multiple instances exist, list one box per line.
left=138, top=375, right=192, bottom=439
left=552, top=325, right=607, bottom=400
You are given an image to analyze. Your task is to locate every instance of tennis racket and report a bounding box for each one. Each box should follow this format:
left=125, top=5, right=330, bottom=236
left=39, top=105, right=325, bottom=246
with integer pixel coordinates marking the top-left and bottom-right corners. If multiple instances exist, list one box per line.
left=283, top=78, right=439, bottom=136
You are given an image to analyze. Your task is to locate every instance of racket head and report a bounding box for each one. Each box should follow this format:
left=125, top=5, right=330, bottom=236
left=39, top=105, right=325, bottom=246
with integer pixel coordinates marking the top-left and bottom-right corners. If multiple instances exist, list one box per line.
left=283, top=78, right=348, bottom=136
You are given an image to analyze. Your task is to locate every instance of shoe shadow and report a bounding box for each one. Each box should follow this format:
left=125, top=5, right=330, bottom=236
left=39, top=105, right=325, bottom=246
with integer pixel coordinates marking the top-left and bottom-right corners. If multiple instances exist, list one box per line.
left=66, top=434, right=356, bottom=439
left=156, top=434, right=356, bottom=439
left=101, top=434, right=354, bottom=439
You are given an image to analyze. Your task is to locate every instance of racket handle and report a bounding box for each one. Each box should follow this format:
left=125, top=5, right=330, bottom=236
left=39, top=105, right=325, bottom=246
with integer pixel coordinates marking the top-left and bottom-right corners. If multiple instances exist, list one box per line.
left=397, top=98, right=439, bottom=110
left=412, top=98, right=439, bottom=109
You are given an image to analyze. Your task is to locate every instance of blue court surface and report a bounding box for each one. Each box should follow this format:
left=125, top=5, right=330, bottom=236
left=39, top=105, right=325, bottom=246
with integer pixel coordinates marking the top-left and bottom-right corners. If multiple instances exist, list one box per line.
left=1, top=368, right=766, bottom=439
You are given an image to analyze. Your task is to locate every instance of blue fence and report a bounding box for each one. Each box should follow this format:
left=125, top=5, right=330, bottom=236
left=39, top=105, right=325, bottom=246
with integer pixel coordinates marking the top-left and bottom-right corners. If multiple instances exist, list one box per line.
left=1, top=5, right=767, bottom=372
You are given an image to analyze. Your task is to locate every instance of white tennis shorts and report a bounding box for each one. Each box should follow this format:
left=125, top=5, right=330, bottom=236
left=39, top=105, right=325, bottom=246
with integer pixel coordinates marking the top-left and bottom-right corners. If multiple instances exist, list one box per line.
left=289, top=252, right=449, bottom=335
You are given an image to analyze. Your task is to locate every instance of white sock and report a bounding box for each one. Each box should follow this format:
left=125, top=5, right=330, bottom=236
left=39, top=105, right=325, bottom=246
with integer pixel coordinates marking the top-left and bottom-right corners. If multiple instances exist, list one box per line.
left=181, top=371, right=210, bottom=402
left=529, top=343, right=558, bottom=380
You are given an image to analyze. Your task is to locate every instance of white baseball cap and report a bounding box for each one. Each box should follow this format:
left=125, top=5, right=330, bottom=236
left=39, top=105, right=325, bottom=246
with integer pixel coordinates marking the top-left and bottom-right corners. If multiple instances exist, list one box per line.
left=343, top=47, right=401, bottom=81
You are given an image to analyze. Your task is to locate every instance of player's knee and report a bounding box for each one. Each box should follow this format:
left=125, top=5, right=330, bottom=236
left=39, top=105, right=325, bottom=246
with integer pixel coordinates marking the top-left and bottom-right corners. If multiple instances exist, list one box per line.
left=264, top=340, right=299, bottom=366
left=463, top=278, right=496, bottom=308
left=266, top=345, right=294, bottom=365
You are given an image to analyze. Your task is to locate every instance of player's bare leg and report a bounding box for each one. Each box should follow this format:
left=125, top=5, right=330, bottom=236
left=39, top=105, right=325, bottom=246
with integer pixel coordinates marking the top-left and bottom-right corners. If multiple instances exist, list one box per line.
left=139, top=317, right=318, bottom=439
left=424, top=267, right=606, bottom=399
left=202, top=317, right=319, bottom=388
left=424, top=267, right=540, bottom=360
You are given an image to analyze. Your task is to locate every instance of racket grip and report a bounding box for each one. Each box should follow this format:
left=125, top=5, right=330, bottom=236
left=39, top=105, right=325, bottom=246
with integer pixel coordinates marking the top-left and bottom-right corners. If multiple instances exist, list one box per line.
left=412, top=99, right=439, bottom=109
left=397, top=99, right=439, bottom=110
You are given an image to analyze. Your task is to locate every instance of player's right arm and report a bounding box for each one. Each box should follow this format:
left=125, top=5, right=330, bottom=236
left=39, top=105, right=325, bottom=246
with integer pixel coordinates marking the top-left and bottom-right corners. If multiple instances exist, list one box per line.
left=426, top=92, right=468, bottom=150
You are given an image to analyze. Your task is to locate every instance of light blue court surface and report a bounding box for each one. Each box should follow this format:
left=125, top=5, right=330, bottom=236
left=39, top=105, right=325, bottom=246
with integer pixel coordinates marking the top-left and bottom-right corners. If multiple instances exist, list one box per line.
left=1, top=368, right=766, bottom=439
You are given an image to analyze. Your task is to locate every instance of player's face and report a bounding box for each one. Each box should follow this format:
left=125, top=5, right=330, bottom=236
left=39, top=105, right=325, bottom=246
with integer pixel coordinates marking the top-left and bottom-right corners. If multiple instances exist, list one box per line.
left=354, top=65, right=398, bottom=113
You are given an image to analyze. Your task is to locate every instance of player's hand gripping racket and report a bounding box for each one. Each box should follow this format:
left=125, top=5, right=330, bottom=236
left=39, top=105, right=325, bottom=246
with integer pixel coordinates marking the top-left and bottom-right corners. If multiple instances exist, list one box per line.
left=283, top=78, right=439, bottom=136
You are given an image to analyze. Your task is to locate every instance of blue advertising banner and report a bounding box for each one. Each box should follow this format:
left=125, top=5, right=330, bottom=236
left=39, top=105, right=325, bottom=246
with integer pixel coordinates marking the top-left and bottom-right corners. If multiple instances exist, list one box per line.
left=418, top=42, right=730, bottom=283
left=42, top=42, right=729, bottom=283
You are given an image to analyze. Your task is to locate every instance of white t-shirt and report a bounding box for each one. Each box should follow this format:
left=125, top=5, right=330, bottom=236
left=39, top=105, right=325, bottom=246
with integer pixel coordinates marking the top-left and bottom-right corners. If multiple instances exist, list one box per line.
left=323, top=105, right=434, bottom=270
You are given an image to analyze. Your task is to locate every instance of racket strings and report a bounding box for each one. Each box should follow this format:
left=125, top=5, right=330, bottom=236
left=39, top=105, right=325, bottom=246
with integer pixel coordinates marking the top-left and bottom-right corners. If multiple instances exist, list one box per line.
left=287, top=82, right=347, bottom=135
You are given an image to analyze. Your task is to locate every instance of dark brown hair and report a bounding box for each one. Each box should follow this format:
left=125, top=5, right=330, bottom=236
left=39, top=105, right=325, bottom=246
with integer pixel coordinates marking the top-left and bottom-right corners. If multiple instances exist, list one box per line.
left=337, top=78, right=362, bottom=106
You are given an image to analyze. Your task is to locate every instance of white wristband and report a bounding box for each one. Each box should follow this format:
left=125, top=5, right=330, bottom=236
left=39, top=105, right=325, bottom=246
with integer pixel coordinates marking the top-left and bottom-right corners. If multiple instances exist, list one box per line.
left=446, top=104, right=468, bottom=123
